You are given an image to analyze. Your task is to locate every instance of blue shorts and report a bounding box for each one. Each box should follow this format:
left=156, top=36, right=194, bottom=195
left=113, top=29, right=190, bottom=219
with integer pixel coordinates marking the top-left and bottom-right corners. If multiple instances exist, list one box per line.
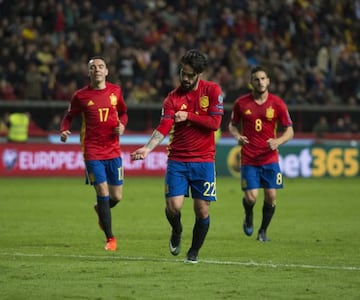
left=240, top=162, right=283, bottom=190
left=85, top=157, right=124, bottom=186
left=165, top=160, right=217, bottom=201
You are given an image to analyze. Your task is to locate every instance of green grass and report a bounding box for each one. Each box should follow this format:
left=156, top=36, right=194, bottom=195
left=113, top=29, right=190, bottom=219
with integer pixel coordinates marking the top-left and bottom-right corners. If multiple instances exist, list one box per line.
left=0, top=177, right=359, bottom=300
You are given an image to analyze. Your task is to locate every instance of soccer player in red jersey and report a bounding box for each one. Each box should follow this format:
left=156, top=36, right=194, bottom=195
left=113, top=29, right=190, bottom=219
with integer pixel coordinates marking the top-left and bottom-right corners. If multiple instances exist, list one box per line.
left=131, top=49, right=224, bottom=263
left=60, top=56, right=128, bottom=251
left=229, top=66, right=294, bottom=242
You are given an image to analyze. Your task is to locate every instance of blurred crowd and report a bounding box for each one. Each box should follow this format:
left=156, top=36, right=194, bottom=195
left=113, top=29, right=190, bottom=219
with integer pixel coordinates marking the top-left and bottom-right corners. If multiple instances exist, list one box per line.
left=0, top=0, right=359, bottom=107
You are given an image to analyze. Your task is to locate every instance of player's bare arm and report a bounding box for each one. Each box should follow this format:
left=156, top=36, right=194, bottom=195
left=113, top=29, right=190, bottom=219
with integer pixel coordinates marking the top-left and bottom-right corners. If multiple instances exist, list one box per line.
left=267, top=126, right=294, bottom=150
left=228, top=123, right=249, bottom=145
left=60, top=130, right=71, bottom=143
left=145, top=130, right=165, bottom=150
left=130, top=130, right=165, bottom=160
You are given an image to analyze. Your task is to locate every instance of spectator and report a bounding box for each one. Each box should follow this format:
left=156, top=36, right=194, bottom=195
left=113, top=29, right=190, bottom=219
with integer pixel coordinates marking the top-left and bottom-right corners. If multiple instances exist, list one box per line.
left=312, top=115, right=330, bottom=143
left=4, top=60, right=25, bottom=98
left=24, top=63, right=42, bottom=100
left=0, top=0, right=358, bottom=112
left=47, top=114, right=62, bottom=132
left=343, top=114, right=358, bottom=133
left=284, top=81, right=307, bottom=105
left=332, top=117, right=352, bottom=133
left=0, top=112, right=9, bottom=136
left=0, top=79, right=17, bottom=100
left=131, top=80, right=158, bottom=103
left=7, top=112, right=30, bottom=143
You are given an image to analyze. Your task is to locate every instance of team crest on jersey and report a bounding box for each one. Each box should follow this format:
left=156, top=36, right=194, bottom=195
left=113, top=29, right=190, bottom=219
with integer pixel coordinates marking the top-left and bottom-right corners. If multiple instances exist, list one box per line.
left=110, top=93, right=117, bottom=106
left=245, top=109, right=251, bottom=115
left=266, top=107, right=274, bottom=120
left=180, top=104, right=187, bottom=110
left=200, top=96, right=209, bottom=111
left=87, top=100, right=94, bottom=106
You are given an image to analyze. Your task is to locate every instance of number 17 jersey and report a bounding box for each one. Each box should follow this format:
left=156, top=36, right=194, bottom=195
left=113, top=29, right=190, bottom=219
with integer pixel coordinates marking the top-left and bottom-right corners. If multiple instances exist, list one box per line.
left=61, top=82, right=128, bottom=160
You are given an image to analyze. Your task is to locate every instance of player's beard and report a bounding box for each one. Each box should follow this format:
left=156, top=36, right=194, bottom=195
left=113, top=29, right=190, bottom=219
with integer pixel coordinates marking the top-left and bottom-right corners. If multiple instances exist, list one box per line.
left=180, top=77, right=198, bottom=92
left=254, top=85, right=268, bottom=95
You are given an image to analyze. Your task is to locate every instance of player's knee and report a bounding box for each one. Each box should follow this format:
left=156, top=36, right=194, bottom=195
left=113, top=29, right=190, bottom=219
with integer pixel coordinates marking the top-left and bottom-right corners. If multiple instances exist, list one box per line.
left=166, top=205, right=180, bottom=215
left=195, top=210, right=209, bottom=219
left=111, top=195, right=122, bottom=202
left=194, top=203, right=209, bottom=219
left=245, top=197, right=256, bottom=205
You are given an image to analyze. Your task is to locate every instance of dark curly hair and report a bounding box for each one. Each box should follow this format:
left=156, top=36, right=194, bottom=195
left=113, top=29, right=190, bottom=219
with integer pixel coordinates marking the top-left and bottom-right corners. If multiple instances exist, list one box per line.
left=251, top=65, right=270, bottom=78
left=180, top=49, right=209, bottom=74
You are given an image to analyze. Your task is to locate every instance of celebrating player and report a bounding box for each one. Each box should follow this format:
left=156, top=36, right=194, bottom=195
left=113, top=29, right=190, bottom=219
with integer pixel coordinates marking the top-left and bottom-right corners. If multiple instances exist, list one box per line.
left=131, top=49, right=224, bottom=263
left=60, top=56, right=128, bottom=251
left=228, top=65, right=294, bottom=242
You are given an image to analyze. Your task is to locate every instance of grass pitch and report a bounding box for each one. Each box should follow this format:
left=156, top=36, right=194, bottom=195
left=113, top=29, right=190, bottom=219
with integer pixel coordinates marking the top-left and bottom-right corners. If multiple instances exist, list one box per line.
left=0, top=176, right=359, bottom=300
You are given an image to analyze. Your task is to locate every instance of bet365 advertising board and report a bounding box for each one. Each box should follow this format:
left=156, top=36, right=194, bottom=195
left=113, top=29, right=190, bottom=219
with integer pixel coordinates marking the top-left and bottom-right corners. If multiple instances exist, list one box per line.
left=216, top=143, right=359, bottom=178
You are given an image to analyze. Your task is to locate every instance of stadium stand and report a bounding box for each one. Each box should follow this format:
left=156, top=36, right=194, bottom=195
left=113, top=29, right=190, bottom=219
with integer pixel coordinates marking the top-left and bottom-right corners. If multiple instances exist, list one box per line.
left=0, top=0, right=359, bottom=134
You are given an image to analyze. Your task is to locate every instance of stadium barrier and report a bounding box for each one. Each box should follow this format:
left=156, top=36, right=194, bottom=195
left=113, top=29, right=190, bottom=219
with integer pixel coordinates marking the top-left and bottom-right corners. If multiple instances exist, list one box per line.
left=1, top=100, right=360, bottom=133
left=0, top=135, right=359, bottom=178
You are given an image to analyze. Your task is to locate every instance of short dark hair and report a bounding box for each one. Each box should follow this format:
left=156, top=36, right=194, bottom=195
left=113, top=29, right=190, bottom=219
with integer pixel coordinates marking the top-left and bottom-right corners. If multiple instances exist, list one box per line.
left=251, top=65, right=270, bottom=77
left=88, top=56, right=106, bottom=65
left=180, top=49, right=208, bottom=74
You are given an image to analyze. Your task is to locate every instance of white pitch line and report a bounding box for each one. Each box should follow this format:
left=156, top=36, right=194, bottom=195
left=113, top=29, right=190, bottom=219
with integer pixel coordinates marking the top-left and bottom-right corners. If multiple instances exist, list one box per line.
left=0, top=252, right=359, bottom=272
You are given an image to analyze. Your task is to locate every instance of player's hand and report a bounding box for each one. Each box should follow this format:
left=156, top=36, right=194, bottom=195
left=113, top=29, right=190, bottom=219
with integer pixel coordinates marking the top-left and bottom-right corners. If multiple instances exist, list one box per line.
left=131, top=147, right=150, bottom=160
left=114, top=123, right=125, bottom=135
left=60, top=130, right=71, bottom=143
left=267, top=138, right=279, bottom=150
left=174, top=111, right=188, bottom=123
left=238, top=135, right=249, bottom=146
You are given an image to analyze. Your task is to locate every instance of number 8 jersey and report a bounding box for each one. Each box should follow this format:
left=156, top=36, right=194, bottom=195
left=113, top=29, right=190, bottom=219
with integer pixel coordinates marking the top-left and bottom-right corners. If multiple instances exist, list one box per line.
left=230, top=93, right=292, bottom=166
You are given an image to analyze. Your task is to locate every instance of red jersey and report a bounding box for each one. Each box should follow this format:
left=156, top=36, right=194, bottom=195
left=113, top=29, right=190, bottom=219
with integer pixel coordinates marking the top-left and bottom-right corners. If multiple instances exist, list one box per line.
left=156, top=80, right=224, bottom=162
left=231, top=92, right=292, bottom=165
left=61, top=82, right=128, bottom=160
